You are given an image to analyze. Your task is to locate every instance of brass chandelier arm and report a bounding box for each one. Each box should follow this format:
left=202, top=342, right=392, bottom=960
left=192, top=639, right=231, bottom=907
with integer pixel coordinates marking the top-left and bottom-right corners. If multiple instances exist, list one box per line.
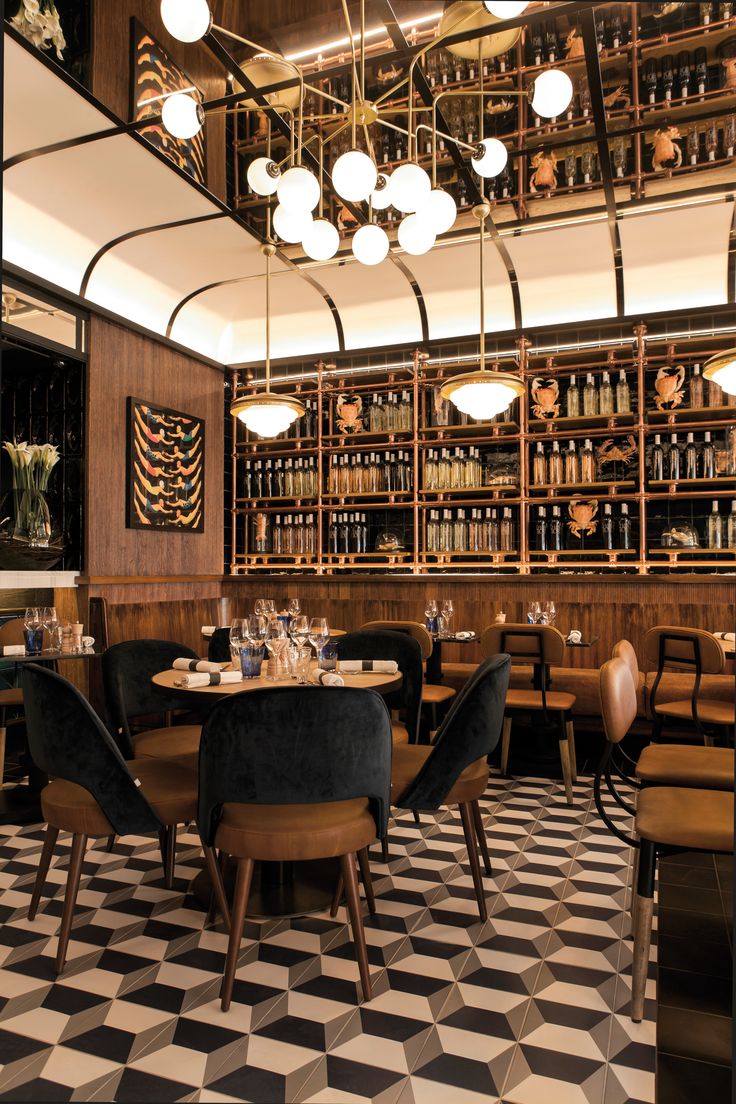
left=340, top=0, right=362, bottom=147
left=304, top=82, right=349, bottom=111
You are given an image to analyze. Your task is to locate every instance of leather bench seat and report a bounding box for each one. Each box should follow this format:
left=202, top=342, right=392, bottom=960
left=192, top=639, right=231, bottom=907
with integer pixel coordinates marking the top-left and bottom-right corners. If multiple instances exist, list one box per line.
left=644, top=671, right=736, bottom=718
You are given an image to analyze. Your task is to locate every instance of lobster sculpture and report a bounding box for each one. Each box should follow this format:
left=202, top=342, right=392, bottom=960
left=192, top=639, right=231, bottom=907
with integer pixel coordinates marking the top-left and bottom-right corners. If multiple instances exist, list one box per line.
left=654, top=365, right=686, bottom=411
left=603, top=85, right=631, bottom=111
left=568, top=499, right=599, bottom=539
left=651, top=126, right=682, bottom=172
left=530, top=150, right=558, bottom=192
left=531, top=378, right=560, bottom=419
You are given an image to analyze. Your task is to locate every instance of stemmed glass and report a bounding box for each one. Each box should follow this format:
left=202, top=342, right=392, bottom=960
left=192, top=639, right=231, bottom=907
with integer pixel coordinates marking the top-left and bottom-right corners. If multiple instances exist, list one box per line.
left=543, top=600, right=556, bottom=625
left=39, top=606, right=58, bottom=651
left=308, top=617, right=330, bottom=659
left=245, top=615, right=268, bottom=645
left=441, top=599, right=454, bottom=636
left=265, top=619, right=289, bottom=680
left=288, top=597, right=301, bottom=618
left=424, top=599, right=438, bottom=633
left=229, top=619, right=248, bottom=665
left=23, top=607, right=41, bottom=655
left=527, top=601, right=542, bottom=624
left=290, top=615, right=310, bottom=648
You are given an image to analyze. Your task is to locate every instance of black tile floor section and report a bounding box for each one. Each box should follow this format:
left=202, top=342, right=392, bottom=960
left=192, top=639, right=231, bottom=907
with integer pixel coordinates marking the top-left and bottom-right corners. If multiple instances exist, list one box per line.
left=0, top=776, right=656, bottom=1104
left=655, top=850, right=733, bottom=1104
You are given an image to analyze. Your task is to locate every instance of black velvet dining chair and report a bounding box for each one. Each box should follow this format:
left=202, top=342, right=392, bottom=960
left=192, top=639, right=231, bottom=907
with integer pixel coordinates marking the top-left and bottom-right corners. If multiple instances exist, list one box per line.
left=102, top=639, right=204, bottom=764
left=336, top=629, right=423, bottom=745
left=198, top=685, right=393, bottom=1007
left=21, top=664, right=199, bottom=974
left=207, top=627, right=231, bottom=664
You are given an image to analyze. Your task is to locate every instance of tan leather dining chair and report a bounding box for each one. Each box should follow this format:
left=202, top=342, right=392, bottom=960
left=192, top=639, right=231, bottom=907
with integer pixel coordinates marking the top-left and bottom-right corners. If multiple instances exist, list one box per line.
left=644, top=626, right=735, bottom=746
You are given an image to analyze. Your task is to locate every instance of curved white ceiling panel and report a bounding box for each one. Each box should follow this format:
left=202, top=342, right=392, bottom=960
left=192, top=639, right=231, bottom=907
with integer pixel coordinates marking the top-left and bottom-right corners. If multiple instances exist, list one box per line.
left=86, top=217, right=265, bottom=336
left=505, top=220, right=617, bottom=327
left=3, top=133, right=216, bottom=294
left=313, top=258, right=422, bottom=349
left=620, top=201, right=734, bottom=315
left=4, top=35, right=116, bottom=161
left=172, top=270, right=340, bottom=364
left=403, top=239, right=516, bottom=339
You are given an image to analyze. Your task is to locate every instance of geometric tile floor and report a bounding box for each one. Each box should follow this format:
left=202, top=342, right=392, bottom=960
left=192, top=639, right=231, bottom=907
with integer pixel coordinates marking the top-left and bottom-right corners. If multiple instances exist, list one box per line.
left=0, top=775, right=656, bottom=1103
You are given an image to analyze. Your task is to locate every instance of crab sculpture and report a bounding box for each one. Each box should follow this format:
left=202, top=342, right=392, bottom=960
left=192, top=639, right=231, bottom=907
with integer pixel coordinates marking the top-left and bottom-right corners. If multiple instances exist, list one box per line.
left=596, top=435, right=637, bottom=466
left=336, top=393, right=364, bottom=434
left=377, top=63, right=402, bottom=84
left=603, top=85, right=631, bottom=111
left=531, top=377, right=560, bottom=419
left=565, top=27, right=585, bottom=58
left=568, top=499, right=599, bottom=539
left=722, top=57, right=736, bottom=92
left=651, top=126, right=682, bottom=172
left=654, top=364, right=686, bottom=411
left=530, top=150, right=558, bottom=192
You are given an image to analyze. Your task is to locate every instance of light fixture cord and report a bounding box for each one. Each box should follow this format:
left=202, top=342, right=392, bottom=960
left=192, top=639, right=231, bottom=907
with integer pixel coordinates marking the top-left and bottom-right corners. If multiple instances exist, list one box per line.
left=479, top=41, right=484, bottom=143
left=265, top=248, right=271, bottom=390
left=479, top=211, right=485, bottom=372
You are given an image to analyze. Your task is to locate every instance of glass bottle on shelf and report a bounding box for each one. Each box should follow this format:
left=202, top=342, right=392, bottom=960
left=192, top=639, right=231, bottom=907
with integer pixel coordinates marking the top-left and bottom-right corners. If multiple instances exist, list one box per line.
left=549, top=440, right=563, bottom=484
left=700, top=1, right=713, bottom=24
left=565, top=152, right=577, bottom=188
left=708, top=374, right=724, bottom=408
left=601, top=503, right=615, bottom=549
left=533, top=442, right=547, bottom=485
left=702, top=431, right=716, bottom=478
left=643, top=58, right=658, bottom=104
left=708, top=501, right=723, bottom=549
left=536, top=506, right=548, bottom=551
left=668, top=433, right=680, bottom=480
left=684, top=433, right=698, bottom=479
left=616, top=370, right=631, bottom=413
left=651, top=434, right=665, bottom=480
left=489, top=508, right=500, bottom=552
left=619, top=503, right=632, bottom=550
left=328, top=513, right=339, bottom=554
left=243, top=460, right=253, bottom=499
left=705, top=122, right=719, bottom=161
left=545, top=21, right=558, bottom=61
left=678, top=50, right=691, bottom=98
left=550, top=505, right=564, bottom=551
left=580, top=438, right=596, bottom=483
left=725, top=116, right=736, bottom=159
left=661, top=54, right=674, bottom=101
left=530, top=24, right=543, bottom=66
left=583, top=373, right=599, bottom=416
left=687, top=127, right=700, bottom=165
left=500, top=508, right=514, bottom=552
left=690, top=362, right=704, bottom=407
left=610, top=9, right=623, bottom=47
left=339, top=513, right=350, bottom=554
left=728, top=501, right=736, bottom=547
left=272, top=515, right=282, bottom=554
left=424, top=449, right=437, bottom=490
left=565, top=440, right=580, bottom=484
left=599, top=371, right=614, bottom=415
left=612, top=138, right=627, bottom=178
left=694, top=47, right=708, bottom=100
left=567, top=374, right=581, bottom=417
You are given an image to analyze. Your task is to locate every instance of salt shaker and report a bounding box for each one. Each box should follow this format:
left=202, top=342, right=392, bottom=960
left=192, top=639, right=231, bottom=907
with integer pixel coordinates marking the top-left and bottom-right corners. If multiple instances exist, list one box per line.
left=72, top=623, right=83, bottom=653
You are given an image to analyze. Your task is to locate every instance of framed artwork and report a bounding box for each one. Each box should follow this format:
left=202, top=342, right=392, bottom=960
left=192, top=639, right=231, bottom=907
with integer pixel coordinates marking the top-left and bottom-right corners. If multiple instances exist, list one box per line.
left=131, top=18, right=207, bottom=185
left=126, top=398, right=205, bottom=533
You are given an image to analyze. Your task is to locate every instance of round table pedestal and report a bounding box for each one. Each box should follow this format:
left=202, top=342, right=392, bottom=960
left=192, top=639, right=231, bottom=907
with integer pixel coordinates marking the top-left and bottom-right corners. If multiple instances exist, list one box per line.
left=191, top=857, right=339, bottom=919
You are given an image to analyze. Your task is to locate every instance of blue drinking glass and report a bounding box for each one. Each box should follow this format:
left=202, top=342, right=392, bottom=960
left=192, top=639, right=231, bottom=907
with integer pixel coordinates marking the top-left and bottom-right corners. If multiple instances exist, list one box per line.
left=240, top=644, right=264, bottom=678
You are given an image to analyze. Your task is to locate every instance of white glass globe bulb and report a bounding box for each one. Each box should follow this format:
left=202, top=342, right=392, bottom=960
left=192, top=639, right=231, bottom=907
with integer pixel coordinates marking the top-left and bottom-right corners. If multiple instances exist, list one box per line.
left=471, top=138, right=508, bottom=178
left=370, top=173, right=393, bottom=211
left=160, top=0, right=212, bottom=42
left=530, top=68, right=574, bottom=119
left=332, top=149, right=378, bottom=202
left=247, top=157, right=280, bottom=196
left=240, top=402, right=298, bottom=437
left=390, top=162, right=431, bottom=214
left=302, top=218, right=340, bottom=261
left=398, top=213, right=436, bottom=256
left=451, top=379, right=518, bottom=419
left=161, top=92, right=204, bottom=139
left=276, top=166, right=320, bottom=213
left=484, top=2, right=528, bottom=17
left=352, top=224, right=390, bottom=266
left=273, top=204, right=313, bottom=244
left=416, top=187, right=457, bottom=235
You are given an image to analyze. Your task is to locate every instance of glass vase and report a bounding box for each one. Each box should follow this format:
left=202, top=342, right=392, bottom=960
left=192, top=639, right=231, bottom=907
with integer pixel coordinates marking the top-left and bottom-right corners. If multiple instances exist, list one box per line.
left=14, top=488, right=51, bottom=548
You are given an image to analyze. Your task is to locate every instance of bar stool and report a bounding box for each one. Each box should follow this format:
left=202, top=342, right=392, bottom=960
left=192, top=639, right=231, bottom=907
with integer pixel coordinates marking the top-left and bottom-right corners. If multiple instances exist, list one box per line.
left=360, top=619, right=456, bottom=731
left=644, top=626, right=735, bottom=746
left=481, top=623, right=577, bottom=804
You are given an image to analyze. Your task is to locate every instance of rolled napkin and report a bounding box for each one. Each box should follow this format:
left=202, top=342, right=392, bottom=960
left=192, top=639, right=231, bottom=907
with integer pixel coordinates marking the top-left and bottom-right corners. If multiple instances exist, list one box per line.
left=717, top=632, right=735, bottom=642
left=455, top=631, right=475, bottom=640
left=309, top=670, right=345, bottom=687
left=2, top=645, right=25, bottom=657
left=173, top=670, right=243, bottom=688
left=82, top=636, right=95, bottom=649
left=337, top=659, right=398, bottom=674
left=173, top=658, right=222, bottom=673
left=201, top=625, right=216, bottom=636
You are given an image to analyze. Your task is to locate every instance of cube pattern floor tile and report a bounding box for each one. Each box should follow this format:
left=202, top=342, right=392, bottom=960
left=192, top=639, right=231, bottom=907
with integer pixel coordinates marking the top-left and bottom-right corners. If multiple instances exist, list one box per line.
left=0, top=776, right=655, bottom=1103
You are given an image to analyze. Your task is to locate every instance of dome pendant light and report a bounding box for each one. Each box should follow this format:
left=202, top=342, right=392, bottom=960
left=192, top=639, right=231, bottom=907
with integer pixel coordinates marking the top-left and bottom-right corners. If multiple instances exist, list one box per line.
left=440, top=204, right=524, bottom=421
left=230, top=243, right=305, bottom=438
left=703, top=349, right=736, bottom=397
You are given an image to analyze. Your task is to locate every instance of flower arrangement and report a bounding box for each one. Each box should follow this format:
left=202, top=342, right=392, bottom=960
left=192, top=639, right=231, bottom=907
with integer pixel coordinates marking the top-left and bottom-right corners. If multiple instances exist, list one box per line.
left=3, top=440, right=60, bottom=547
left=10, top=0, right=66, bottom=60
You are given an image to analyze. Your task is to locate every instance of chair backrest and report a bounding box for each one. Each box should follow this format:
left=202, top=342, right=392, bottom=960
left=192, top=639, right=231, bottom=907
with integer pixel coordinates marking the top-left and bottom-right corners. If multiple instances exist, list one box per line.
left=21, top=664, right=160, bottom=836
left=644, top=625, right=724, bottom=675
left=612, top=639, right=640, bottom=684
left=599, top=656, right=638, bottom=746
left=361, top=620, right=433, bottom=661
left=480, top=622, right=566, bottom=667
left=394, top=654, right=510, bottom=811
left=337, top=629, right=423, bottom=742
left=197, top=685, right=393, bottom=847
left=0, top=617, right=25, bottom=646
left=207, top=627, right=231, bottom=664
left=102, top=638, right=201, bottom=756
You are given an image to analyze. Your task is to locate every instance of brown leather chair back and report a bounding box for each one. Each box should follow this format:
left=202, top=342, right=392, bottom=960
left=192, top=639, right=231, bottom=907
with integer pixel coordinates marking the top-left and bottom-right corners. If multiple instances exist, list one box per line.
left=599, top=656, right=637, bottom=745
left=0, top=618, right=25, bottom=646
left=644, top=626, right=724, bottom=675
left=612, top=639, right=639, bottom=684
left=361, top=620, right=433, bottom=661
left=481, top=623, right=566, bottom=667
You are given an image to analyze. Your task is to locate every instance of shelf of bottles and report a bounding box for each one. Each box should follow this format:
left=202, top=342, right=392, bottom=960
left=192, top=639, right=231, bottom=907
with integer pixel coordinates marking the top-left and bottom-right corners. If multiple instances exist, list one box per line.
left=232, top=3, right=736, bottom=236
left=229, top=323, right=736, bottom=575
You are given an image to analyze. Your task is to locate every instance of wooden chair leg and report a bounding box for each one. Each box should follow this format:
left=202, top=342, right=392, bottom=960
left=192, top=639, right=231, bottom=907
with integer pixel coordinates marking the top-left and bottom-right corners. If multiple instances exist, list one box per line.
left=558, top=729, right=574, bottom=806
left=329, top=872, right=344, bottom=918
left=630, top=837, right=640, bottom=926
left=631, top=838, right=656, bottom=1023
left=221, top=857, right=254, bottom=1012
left=340, top=852, right=371, bottom=1001
left=412, top=809, right=421, bottom=825
left=471, top=800, right=492, bottom=877
left=105, top=835, right=116, bottom=853
left=500, top=716, right=512, bottom=776
left=55, top=833, right=87, bottom=976
left=203, top=845, right=231, bottom=931
left=459, top=803, right=487, bottom=922
left=357, top=848, right=376, bottom=916
left=28, top=824, right=59, bottom=920
left=0, top=718, right=6, bottom=789
left=380, top=834, right=389, bottom=863
left=158, top=824, right=177, bottom=889
left=565, top=718, right=578, bottom=782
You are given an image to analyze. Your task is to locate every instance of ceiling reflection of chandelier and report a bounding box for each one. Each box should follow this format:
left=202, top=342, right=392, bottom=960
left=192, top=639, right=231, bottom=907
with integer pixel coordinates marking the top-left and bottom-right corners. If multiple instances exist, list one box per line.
left=158, top=0, right=573, bottom=265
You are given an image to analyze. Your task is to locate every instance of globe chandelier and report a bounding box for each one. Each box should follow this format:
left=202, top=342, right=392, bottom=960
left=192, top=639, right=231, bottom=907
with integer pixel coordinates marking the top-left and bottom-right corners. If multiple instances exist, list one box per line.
left=158, top=0, right=574, bottom=266
left=703, top=349, right=736, bottom=397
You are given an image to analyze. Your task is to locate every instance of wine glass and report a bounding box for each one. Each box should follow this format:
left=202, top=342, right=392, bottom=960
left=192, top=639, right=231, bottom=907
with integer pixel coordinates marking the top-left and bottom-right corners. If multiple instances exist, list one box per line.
left=308, top=617, right=330, bottom=658
left=23, top=607, right=41, bottom=656
left=441, top=599, right=454, bottom=635
left=245, top=615, right=268, bottom=645
left=265, top=619, right=289, bottom=680
left=288, top=597, right=301, bottom=618
left=39, top=606, right=58, bottom=651
left=229, top=619, right=247, bottom=665
left=527, top=601, right=542, bottom=624
left=290, top=614, right=310, bottom=648
left=543, top=600, right=556, bottom=625
left=424, top=599, right=438, bottom=632
left=254, top=598, right=266, bottom=616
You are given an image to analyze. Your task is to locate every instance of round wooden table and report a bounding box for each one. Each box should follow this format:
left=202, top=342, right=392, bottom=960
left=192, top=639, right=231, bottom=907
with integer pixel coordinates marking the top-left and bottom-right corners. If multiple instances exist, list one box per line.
left=152, top=662, right=401, bottom=918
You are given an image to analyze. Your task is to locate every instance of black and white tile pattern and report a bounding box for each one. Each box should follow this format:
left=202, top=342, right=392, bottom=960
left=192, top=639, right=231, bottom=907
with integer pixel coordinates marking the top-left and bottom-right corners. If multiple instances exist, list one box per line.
left=0, top=776, right=655, bottom=1103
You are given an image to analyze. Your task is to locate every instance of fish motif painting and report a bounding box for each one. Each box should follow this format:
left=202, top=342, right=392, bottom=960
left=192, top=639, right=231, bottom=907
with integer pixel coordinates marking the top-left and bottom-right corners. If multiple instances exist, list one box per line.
left=126, top=398, right=205, bottom=532
left=132, top=21, right=206, bottom=185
